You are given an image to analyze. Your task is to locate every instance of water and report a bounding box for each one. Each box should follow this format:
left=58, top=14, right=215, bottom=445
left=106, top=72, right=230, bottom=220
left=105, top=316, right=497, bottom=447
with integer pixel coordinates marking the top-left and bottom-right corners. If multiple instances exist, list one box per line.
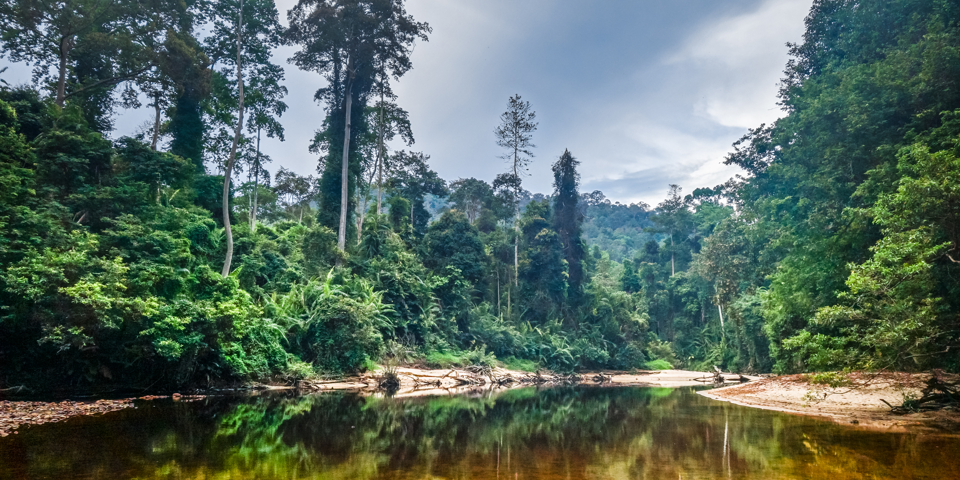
left=1, top=386, right=958, bottom=479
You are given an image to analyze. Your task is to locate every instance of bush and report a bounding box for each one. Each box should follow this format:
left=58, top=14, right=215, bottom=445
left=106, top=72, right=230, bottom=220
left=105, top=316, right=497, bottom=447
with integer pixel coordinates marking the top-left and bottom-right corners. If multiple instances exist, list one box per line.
left=275, top=271, right=390, bottom=374
left=423, top=350, right=467, bottom=369
left=501, top=356, right=539, bottom=372
left=644, top=359, right=673, bottom=370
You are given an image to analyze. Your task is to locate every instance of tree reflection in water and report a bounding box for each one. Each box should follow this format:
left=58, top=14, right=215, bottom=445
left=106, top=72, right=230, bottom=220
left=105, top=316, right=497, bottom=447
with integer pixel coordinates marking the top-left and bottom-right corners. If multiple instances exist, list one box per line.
left=1, top=386, right=959, bottom=479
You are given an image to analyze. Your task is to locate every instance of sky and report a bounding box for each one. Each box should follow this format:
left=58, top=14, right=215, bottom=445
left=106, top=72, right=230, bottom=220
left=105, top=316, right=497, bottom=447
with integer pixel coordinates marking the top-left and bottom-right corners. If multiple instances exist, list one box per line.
left=0, top=0, right=812, bottom=206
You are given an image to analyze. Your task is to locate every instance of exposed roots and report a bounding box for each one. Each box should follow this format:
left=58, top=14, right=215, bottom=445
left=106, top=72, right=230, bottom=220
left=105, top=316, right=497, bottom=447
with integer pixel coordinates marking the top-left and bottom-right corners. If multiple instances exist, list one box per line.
left=883, top=370, right=960, bottom=414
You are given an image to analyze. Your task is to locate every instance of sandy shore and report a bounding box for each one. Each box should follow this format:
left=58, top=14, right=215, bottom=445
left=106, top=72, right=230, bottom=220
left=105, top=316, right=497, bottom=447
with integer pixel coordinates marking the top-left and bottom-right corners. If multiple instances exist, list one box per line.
left=3, top=369, right=729, bottom=435
left=699, top=372, right=960, bottom=432
left=297, top=367, right=759, bottom=397
left=10, top=369, right=957, bottom=436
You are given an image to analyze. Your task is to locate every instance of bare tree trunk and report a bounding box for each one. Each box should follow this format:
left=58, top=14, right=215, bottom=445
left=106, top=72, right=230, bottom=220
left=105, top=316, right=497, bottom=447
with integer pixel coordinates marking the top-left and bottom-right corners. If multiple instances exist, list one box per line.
left=357, top=139, right=381, bottom=243
left=376, top=88, right=386, bottom=216
left=497, top=266, right=501, bottom=317
left=222, top=0, right=245, bottom=277
left=56, top=37, right=73, bottom=107
left=151, top=93, right=161, bottom=150
left=251, top=126, right=260, bottom=233
left=337, top=59, right=355, bottom=252
left=356, top=191, right=366, bottom=243
left=513, top=149, right=519, bottom=287
left=670, top=234, right=675, bottom=276
left=717, top=302, right=725, bottom=330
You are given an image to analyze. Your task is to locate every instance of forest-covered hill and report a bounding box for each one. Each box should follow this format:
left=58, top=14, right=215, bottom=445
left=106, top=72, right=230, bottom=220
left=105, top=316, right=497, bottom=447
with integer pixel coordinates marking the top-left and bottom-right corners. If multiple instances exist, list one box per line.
left=1, top=0, right=959, bottom=393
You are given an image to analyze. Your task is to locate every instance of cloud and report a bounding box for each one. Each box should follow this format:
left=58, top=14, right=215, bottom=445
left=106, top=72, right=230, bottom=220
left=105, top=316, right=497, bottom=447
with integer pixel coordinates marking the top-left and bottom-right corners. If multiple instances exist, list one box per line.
left=665, top=0, right=811, bottom=129
left=577, top=0, right=811, bottom=205
left=0, top=0, right=810, bottom=207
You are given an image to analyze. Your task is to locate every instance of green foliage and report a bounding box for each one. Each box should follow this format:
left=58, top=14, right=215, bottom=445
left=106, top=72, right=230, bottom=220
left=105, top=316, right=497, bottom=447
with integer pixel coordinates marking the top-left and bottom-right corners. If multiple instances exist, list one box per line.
left=785, top=142, right=960, bottom=372
left=518, top=200, right=568, bottom=323
left=10, top=0, right=960, bottom=393
left=275, top=271, right=389, bottom=374
left=644, top=359, right=673, bottom=371
left=501, top=356, right=538, bottom=372
left=552, top=149, right=587, bottom=305
left=423, top=210, right=486, bottom=306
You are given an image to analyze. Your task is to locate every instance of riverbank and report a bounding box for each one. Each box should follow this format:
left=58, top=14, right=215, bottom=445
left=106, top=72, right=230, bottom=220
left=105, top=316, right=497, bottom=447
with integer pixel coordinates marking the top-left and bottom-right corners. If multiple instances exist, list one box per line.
left=0, top=394, right=206, bottom=437
left=0, top=399, right=134, bottom=437
left=700, top=371, right=960, bottom=432
left=296, top=367, right=758, bottom=397
left=0, top=368, right=742, bottom=435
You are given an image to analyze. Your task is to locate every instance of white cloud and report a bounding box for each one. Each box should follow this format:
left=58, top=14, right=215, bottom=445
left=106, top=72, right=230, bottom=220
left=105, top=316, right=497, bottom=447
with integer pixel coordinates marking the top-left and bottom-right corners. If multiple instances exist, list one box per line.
left=579, top=0, right=811, bottom=204
left=665, top=0, right=811, bottom=128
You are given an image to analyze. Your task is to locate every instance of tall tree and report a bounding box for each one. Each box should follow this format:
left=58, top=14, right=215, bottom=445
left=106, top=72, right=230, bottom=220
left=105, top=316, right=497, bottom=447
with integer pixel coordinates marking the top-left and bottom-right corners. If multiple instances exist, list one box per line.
left=356, top=98, right=413, bottom=238
left=202, top=0, right=285, bottom=275
left=166, top=32, right=212, bottom=171
left=652, top=185, right=693, bottom=277
left=244, top=69, right=287, bottom=232
left=552, top=149, right=586, bottom=305
left=518, top=200, right=567, bottom=324
left=387, top=150, right=446, bottom=235
left=286, top=0, right=429, bottom=253
left=136, top=29, right=211, bottom=152
left=494, top=94, right=537, bottom=286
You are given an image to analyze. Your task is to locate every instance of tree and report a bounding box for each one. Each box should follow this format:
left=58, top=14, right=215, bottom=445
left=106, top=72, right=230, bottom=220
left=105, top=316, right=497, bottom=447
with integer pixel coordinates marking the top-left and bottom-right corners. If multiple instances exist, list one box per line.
left=518, top=200, right=567, bottom=324
left=285, top=0, right=429, bottom=253
left=135, top=29, right=212, bottom=152
left=355, top=99, right=413, bottom=240
left=386, top=150, right=446, bottom=235
left=494, top=94, right=537, bottom=286
left=796, top=143, right=960, bottom=371
left=166, top=32, right=212, bottom=172
left=202, top=0, right=285, bottom=276
left=449, top=178, right=493, bottom=224
left=423, top=210, right=487, bottom=306
left=244, top=69, right=287, bottom=232
left=652, top=185, right=693, bottom=277
left=274, top=167, right=317, bottom=223
left=552, top=149, right=586, bottom=304
left=0, top=0, right=188, bottom=108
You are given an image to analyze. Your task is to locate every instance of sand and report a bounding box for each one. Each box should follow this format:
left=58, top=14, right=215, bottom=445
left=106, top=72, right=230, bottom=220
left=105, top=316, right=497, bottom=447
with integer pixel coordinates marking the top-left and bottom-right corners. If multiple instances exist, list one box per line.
left=699, top=371, right=960, bottom=432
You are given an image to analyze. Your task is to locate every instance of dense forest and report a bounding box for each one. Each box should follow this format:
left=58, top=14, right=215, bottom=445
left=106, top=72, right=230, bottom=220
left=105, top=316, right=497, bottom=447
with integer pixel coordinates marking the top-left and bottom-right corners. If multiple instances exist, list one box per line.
left=1, top=0, right=959, bottom=392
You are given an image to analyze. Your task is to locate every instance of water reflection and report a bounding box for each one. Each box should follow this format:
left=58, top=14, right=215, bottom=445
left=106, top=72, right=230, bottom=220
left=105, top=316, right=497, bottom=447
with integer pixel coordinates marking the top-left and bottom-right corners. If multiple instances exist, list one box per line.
left=1, top=386, right=959, bottom=479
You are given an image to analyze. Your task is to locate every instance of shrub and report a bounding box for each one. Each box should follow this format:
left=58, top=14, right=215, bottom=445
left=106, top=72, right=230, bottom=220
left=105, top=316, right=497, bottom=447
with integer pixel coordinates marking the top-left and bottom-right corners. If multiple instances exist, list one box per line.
left=644, top=359, right=673, bottom=370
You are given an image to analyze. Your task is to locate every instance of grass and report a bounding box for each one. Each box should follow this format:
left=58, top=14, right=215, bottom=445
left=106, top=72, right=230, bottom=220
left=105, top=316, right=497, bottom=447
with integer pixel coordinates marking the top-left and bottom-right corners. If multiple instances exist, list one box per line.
left=362, top=357, right=380, bottom=373
left=423, top=351, right=469, bottom=369
left=644, top=359, right=673, bottom=370
left=802, top=371, right=852, bottom=388
left=500, top=356, right=539, bottom=372
left=422, top=347, right=502, bottom=370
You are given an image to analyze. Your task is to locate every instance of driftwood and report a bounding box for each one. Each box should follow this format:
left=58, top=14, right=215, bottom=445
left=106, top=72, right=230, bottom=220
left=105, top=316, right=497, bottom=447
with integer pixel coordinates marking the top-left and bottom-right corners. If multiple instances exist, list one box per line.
left=883, top=370, right=959, bottom=414
left=690, top=369, right=752, bottom=385
left=0, top=385, right=29, bottom=394
left=592, top=372, right=611, bottom=383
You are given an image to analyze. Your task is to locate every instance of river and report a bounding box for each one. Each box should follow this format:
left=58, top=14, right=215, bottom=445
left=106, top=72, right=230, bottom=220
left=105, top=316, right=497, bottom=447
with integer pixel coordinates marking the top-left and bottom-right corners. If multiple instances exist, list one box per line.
left=1, top=386, right=958, bottom=479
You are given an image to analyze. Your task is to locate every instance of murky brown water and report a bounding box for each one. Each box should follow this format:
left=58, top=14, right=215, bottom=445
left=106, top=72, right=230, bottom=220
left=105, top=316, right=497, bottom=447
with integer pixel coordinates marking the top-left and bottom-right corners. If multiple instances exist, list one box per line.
left=1, top=386, right=958, bottom=479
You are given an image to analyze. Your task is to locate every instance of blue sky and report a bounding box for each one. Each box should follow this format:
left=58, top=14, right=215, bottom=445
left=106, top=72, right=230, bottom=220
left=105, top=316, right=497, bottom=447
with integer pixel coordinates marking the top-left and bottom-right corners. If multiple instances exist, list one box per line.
left=0, top=0, right=812, bottom=205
